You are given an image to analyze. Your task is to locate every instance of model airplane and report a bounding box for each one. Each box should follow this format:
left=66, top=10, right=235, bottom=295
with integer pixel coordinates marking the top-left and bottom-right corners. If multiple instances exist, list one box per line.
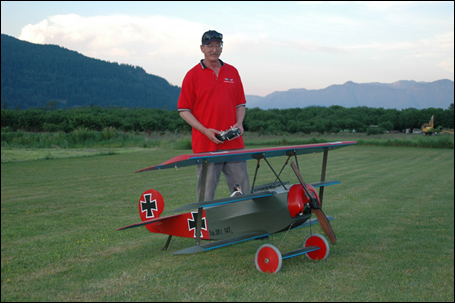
left=117, top=141, right=357, bottom=273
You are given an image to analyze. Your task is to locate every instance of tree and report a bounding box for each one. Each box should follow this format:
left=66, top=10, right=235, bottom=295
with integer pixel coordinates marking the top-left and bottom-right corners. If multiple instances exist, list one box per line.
left=379, top=121, right=394, bottom=131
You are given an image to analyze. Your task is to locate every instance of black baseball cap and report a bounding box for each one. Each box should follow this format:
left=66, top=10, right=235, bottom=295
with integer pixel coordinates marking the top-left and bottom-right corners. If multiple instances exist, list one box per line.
left=201, top=30, right=223, bottom=45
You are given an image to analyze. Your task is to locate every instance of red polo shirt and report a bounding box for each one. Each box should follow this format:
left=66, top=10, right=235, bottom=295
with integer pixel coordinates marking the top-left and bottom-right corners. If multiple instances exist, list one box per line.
left=178, top=60, right=247, bottom=153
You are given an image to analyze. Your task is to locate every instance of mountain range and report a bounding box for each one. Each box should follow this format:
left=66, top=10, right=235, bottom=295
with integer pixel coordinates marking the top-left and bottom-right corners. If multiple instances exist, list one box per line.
left=246, top=79, right=454, bottom=110
left=1, top=34, right=453, bottom=111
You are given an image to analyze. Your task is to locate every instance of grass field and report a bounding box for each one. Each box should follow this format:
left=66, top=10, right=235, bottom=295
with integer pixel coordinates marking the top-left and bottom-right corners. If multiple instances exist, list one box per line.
left=1, top=141, right=454, bottom=301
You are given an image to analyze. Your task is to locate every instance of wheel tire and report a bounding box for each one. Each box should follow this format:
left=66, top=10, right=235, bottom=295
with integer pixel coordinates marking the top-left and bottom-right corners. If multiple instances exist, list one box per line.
left=304, top=233, right=330, bottom=261
left=255, top=244, right=282, bottom=273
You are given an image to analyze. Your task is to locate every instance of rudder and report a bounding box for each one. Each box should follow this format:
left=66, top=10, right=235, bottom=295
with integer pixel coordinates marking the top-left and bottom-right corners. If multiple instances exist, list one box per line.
left=138, top=189, right=164, bottom=233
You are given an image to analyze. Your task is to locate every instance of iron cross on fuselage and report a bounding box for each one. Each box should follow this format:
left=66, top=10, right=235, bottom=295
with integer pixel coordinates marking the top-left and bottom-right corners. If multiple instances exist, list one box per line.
left=188, top=211, right=207, bottom=238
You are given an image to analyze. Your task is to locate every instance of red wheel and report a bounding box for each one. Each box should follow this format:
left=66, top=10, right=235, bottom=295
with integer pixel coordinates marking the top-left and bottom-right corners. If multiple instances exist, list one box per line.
left=255, top=244, right=282, bottom=273
left=304, top=233, right=330, bottom=261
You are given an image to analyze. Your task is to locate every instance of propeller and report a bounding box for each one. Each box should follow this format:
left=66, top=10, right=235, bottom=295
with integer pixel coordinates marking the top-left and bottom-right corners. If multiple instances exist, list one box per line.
left=290, top=161, right=337, bottom=244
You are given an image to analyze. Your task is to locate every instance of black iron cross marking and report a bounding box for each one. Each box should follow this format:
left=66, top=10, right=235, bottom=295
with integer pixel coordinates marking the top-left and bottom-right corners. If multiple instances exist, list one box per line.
left=141, top=193, right=157, bottom=218
left=188, top=211, right=207, bottom=238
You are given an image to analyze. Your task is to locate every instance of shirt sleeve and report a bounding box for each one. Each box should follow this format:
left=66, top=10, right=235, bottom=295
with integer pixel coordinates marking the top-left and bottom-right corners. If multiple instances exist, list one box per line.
left=177, top=70, right=196, bottom=111
left=234, top=67, right=247, bottom=107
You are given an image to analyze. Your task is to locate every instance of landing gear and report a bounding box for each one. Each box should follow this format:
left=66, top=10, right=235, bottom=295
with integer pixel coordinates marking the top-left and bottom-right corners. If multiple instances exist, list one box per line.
left=255, top=244, right=282, bottom=273
left=254, top=234, right=330, bottom=273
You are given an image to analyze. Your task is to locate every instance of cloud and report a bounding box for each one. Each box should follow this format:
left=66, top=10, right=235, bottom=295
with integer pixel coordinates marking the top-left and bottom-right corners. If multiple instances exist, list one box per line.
left=18, top=14, right=214, bottom=85
left=20, top=19, right=50, bottom=44
left=19, top=14, right=207, bottom=63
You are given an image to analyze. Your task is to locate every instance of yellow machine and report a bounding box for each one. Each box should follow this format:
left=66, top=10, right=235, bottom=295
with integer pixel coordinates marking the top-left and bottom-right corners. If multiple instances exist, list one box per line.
left=422, top=115, right=434, bottom=134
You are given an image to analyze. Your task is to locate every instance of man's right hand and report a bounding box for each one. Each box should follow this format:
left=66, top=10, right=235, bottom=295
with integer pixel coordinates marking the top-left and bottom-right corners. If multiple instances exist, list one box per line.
left=203, top=128, right=223, bottom=144
left=179, top=111, right=223, bottom=144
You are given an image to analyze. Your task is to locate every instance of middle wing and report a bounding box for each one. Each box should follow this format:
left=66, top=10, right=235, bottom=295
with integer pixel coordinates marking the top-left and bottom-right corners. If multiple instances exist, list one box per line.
left=170, top=192, right=273, bottom=212
left=169, top=180, right=340, bottom=213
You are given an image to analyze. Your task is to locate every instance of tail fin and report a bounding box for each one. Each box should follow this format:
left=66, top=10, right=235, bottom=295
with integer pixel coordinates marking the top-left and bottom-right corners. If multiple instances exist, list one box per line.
left=138, top=189, right=164, bottom=232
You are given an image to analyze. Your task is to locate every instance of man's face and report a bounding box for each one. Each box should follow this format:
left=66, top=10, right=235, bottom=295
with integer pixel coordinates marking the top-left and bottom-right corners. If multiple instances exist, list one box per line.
left=200, top=42, right=223, bottom=62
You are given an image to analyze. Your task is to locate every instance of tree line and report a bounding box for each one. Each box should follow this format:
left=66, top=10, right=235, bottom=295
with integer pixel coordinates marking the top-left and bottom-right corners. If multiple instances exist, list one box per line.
left=1, top=105, right=453, bottom=135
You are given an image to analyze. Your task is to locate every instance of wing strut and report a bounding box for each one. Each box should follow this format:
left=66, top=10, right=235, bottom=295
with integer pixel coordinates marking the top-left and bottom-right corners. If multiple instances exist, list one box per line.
left=263, top=155, right=289, bottom=191
left=274, top=153, right=293, bottom=184
left=250, top=158, right=261, bottom=194
left=195, top=159, right=209, bottom=245
left=252, top=153, right=288, bottom=191
left=319, top=147, right=329, bottom=206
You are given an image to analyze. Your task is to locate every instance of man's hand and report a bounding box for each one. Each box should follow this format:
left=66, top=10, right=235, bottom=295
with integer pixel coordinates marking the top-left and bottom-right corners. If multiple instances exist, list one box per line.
left=216, top=127, right=241, bottom=141
left=180, top=111, right=223, bottom=144
left=203, top=128, right=223, bottom=144
left=234, top=123, right=244, bottom=135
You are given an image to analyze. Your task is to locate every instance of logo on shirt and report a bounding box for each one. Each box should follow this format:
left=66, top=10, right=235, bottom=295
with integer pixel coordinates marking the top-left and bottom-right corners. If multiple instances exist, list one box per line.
left=224, top=78, right=234, bottom=83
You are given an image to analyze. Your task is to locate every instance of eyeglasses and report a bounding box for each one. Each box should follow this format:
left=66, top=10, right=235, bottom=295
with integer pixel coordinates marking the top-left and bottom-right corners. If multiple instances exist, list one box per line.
left=204, top=43, right=223, bottom=49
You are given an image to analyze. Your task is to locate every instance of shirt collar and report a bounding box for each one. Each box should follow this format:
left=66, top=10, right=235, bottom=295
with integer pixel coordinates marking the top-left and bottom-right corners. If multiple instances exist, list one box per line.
left=200, top=59, right=224, bottom=69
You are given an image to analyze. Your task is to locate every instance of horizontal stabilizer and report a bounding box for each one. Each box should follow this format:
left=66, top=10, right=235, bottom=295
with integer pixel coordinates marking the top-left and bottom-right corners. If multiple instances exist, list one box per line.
left=310, top=180, right=341, bottom=188
left=116, top=213, right=183, bottom=231
left=173, top=232, right=268, bottom=255
left=170, top=192, right=273, bottom=212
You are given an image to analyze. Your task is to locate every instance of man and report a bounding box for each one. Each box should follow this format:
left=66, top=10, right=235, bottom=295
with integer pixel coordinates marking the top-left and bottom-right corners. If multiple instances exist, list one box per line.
left=178, top=30, right=250, bottom=202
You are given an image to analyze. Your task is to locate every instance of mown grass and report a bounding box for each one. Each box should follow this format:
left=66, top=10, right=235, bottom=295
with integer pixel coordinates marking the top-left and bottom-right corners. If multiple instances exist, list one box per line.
left=2, top=129, right=454, bottom=150
left=1, top=131, right=453, bottom=163
left=243, top=132, right=454, bottom=149
left=1, top=128, right=193, bottom=151
left=1, top=141, right=453, bottom=301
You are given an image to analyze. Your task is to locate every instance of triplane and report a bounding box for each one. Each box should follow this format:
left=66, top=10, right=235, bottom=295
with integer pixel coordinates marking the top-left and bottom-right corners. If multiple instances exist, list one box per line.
left=118, top=141, right=356, bottom=273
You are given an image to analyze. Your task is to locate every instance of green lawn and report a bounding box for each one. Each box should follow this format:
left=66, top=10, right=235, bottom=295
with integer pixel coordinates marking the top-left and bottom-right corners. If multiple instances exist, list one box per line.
left=1, top=144, right=453, bottom=301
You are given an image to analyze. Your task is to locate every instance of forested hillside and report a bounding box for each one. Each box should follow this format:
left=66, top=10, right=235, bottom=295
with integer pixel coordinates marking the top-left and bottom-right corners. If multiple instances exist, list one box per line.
left=1, top=34, right=180, bottom=110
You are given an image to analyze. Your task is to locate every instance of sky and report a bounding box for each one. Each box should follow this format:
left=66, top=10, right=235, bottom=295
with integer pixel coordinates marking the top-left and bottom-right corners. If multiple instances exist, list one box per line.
left=1, top=1, right=454, bottom=97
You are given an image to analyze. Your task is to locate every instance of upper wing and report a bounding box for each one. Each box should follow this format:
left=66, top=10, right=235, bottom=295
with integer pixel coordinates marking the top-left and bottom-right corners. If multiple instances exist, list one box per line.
left=136, top=141, right=357, bottom=172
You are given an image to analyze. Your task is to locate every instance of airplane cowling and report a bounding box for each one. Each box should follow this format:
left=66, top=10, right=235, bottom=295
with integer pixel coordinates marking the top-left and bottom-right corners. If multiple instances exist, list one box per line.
left=287, top=184, right=320, bottom=217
